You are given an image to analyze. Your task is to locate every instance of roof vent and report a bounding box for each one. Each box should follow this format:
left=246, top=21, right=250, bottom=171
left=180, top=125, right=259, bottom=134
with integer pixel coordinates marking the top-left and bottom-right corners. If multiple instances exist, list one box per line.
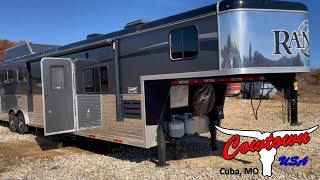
left=124, top=19, right=150, bottom=29
left=87, top=33, right=104, bottom=39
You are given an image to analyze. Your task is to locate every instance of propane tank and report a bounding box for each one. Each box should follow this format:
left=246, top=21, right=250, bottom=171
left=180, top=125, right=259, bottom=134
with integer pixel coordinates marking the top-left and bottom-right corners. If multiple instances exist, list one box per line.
left=184, top=113, right=196, bottom=134
left=169, top=115, right=185, bottom=138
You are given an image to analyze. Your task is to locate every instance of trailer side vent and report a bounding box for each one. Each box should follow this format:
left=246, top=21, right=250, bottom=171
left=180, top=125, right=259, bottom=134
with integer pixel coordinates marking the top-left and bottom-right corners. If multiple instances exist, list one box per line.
left=123, top=100, right=141, bottom=119
left=124, top=19, right=150, bottom=29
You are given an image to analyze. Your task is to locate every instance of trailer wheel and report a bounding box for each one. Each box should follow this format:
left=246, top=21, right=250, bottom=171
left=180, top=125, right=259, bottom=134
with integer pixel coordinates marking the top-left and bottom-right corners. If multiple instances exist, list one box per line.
left=17, top=113, right=29, bottom=134
left=8, top=112, right=18, bottom=132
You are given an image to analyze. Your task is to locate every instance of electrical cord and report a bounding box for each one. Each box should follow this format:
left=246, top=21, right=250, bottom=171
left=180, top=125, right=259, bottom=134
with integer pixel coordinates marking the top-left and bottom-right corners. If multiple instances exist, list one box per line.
left=251, top=82, right=264, bottom=120
left=158, top=89, right=171, bottom=137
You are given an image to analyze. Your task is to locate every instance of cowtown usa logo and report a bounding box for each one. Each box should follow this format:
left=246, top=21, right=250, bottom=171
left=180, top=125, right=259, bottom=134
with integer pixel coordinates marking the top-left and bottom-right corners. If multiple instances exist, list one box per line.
left=216, top=125, right=318, bottom=177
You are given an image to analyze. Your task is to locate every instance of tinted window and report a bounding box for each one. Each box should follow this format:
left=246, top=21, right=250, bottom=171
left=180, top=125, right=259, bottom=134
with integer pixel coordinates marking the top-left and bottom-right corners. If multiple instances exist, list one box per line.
left=83, top=68, right=95, bottom=93
left=100, top=67, right=109, bottom=93
left=183, top=26, right=199, bottom=58
left=8, top=70, right=13, bottom=82
left=170, top=26, right=199, bottom=60
left=29, top=61, right=42, bottom=95
left=170, top=29, right=183, bottom=59
left=50, top=66, right=65, bottom=90
left=94, top=68, right=101, bottom=92
left=0, top=70, right=4, bottom=84
left=83, top=66, right=109, bottom=93
left=17, top=68, right=26, bottom=82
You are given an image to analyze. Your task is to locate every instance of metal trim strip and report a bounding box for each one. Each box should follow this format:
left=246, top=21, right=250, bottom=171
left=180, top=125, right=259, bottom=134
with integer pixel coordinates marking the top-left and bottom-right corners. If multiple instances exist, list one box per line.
left=140, top=67, right=310, bottom=81
left=217, top=8, right=309, bottom=15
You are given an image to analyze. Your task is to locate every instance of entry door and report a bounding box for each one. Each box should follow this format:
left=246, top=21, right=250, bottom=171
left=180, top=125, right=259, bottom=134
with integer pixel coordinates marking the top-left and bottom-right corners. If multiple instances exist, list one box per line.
left=41, top=58, right=75, bottom=136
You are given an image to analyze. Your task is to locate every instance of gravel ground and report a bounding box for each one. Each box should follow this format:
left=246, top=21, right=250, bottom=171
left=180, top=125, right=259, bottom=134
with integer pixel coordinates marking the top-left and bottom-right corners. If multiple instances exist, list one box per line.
left=1, top=153, right=318, bottom=180
left=0, top=97, right=319, bottom=180
left=0, top=125, right=35, bottom=143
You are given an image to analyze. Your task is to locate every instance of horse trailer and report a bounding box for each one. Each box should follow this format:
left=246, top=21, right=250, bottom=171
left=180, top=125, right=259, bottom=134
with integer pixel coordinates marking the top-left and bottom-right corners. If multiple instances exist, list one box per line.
left=1, top=0, right=309, bottom=165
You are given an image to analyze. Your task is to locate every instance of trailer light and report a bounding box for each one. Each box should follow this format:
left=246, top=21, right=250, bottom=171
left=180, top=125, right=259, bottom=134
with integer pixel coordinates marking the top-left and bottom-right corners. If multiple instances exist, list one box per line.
left=114, top=139, right=124, bottom=143
left=243, top=77, right=264, bottom=81
left=172, top=80, right=188, bottom=85
left=189, top=79, right=205, bottom=84
left=294, top=81, right=298, bottom=91
left=89, top=135, right=96, bottom=139
left=172, top=77, right=265, bottom=85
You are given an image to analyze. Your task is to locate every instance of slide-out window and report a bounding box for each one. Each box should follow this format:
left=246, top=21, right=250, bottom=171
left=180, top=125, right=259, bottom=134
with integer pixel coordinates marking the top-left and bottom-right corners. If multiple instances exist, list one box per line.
left=169, top=25, right=199, bottom=60
left=83, top=66, right=109, bottom=93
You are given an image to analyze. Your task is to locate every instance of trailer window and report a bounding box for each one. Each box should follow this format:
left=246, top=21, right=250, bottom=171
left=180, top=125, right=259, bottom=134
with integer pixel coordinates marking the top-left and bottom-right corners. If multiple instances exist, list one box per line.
left=100, top=67, right=109, bottom=93
left=50, top=66, right=65, bottom=90
left=29, top=61, right=42, bottom=95
left=0, top=71, right=4, bottom=84
left=17, top=68, right=25, bottom=82
left=170, top=29, right=183, bottom=59
left=183, top=26, right=198, bottom=58
left=84, top=68, right=95, bottom=92
left=83, top=66, right=109, bottom=93
left=6, top=69, right=13, bottom=83
left=170, top=26, right=199, bottom=60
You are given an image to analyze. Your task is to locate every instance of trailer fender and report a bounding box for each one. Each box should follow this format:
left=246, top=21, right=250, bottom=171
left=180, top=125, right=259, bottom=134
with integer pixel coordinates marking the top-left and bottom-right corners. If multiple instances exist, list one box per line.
left=9, top=109, right=30, bottom=125
left=8, top=108, right=20, bottom=117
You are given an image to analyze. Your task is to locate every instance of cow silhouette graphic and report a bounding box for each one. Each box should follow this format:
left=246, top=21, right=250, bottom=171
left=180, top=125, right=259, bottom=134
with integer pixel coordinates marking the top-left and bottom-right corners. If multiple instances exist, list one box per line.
left=216, top=125, right=318, bottom=177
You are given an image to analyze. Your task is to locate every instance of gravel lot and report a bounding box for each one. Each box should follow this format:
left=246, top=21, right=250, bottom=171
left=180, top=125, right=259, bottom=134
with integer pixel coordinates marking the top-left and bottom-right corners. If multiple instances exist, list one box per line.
left=0, top=97, right=319, bottom=180
left=0, top=126, right=35, bottom=143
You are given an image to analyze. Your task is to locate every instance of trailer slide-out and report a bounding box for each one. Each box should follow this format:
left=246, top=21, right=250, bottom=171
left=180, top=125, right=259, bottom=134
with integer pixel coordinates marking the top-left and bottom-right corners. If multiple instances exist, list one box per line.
left=1, top=0, right=309, bottom=165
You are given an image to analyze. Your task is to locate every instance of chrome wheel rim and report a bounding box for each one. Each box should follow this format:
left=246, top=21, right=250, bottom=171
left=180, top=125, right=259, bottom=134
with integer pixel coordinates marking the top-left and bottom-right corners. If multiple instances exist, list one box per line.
left=9, top=115, right=15, bottom=128
left=18, top=116, right=24, bottom=130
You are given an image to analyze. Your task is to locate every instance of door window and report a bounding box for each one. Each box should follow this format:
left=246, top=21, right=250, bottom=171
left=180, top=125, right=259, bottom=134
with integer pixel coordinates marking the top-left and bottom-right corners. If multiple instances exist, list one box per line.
left=50, top=66, right=65, bottom=90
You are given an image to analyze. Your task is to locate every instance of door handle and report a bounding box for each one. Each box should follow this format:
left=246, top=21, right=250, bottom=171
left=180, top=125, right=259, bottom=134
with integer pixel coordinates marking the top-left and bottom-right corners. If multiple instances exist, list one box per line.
left=45, top=94, right=48, bottom=99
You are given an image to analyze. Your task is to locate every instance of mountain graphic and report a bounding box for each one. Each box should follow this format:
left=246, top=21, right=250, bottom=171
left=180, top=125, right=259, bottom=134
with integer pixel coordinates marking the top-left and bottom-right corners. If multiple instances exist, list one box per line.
left=221, top=33, right=304, bottom=69
left=248, top=51, right=304, bottom=67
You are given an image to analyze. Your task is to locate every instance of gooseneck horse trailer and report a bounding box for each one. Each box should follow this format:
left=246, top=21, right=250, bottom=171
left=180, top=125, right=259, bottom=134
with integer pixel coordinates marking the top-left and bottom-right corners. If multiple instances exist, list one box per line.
left=1, top=0, right=309, bottom=165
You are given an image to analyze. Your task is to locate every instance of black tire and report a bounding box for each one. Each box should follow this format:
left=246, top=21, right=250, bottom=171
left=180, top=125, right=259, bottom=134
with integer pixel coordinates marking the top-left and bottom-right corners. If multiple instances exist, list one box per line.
left=17, top=113, right=29, bottom=134
left=8, top=112, right=18, bottom=132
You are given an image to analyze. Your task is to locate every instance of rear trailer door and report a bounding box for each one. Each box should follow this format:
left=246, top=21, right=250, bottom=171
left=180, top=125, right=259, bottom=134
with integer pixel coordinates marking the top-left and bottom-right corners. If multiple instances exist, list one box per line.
left=41, top=57, right=75, bottom=136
